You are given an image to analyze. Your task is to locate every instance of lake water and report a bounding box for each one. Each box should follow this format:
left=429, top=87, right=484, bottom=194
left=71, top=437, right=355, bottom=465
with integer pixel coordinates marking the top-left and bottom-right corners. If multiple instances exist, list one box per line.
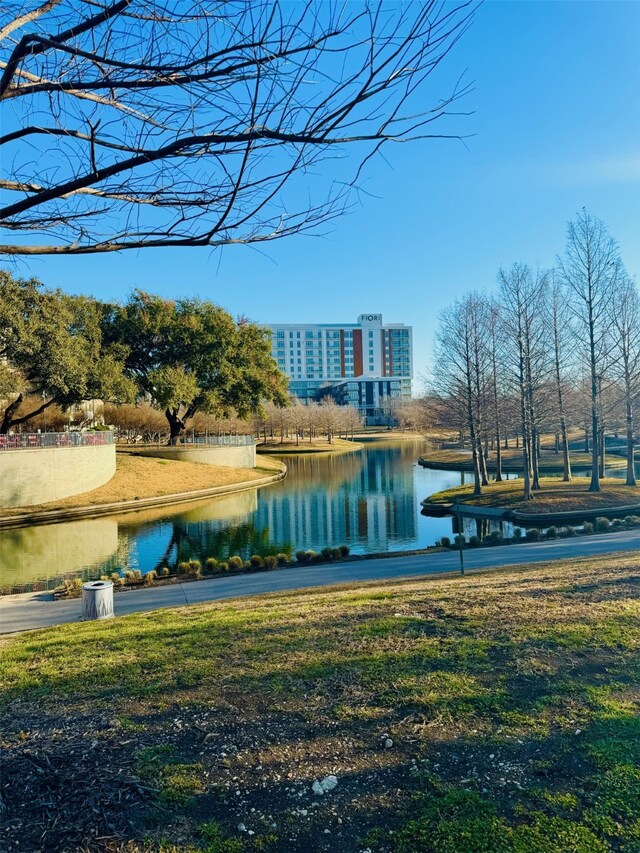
left=1, top=440, right=636, bottom=593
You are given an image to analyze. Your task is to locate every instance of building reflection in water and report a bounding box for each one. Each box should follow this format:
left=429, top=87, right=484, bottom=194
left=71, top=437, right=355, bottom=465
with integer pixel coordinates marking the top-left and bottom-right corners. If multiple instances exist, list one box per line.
left=2, top=442, right=427, bottom=592
left=256, top=443, right=418, bottom=553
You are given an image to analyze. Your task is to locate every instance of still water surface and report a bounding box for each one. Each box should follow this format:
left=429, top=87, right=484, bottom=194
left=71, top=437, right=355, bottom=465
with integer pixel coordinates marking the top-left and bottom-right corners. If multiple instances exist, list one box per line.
left=0, top=440, right=634, bottom=593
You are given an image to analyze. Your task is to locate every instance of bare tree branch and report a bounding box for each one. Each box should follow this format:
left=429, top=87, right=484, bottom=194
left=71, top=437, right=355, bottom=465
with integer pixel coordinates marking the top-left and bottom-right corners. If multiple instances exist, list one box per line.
left=1, top=0, right=476, bottom=256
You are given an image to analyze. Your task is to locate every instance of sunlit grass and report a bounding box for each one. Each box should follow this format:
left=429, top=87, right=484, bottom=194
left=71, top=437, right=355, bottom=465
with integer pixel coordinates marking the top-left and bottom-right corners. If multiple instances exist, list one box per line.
left=1, top=552, right=639, bottom=852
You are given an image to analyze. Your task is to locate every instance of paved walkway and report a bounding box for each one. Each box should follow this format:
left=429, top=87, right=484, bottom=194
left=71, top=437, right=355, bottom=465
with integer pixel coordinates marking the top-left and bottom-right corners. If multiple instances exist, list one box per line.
left=1, top=529, right=638, bottom=634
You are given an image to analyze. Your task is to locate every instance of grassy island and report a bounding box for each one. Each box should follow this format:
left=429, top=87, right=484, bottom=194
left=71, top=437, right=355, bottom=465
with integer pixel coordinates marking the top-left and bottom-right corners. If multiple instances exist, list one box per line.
left=1, top=553, right=639, bottom=851
left=419, top=447, right=627, bottom=474
left=424, top=477, right=640, bottom=515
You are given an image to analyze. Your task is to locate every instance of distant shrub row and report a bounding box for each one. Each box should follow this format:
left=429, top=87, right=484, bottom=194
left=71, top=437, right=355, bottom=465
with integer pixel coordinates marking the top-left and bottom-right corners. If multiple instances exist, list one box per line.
left=437, top=514, right=639, bottom=550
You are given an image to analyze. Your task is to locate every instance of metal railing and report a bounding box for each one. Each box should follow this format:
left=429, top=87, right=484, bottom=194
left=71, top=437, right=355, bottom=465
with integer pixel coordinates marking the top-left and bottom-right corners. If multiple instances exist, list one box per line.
left=166, top=433, right=255, bottom=447
left=0, top=431, right=114, bottom=451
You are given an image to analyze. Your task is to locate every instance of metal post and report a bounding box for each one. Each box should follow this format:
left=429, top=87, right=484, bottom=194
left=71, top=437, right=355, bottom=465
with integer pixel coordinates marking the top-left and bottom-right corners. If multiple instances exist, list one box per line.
left=455, top=499, right=464, bottom=575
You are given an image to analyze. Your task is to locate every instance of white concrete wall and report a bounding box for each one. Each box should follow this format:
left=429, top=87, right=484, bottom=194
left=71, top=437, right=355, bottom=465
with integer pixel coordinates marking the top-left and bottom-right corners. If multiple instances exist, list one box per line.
left=0, top=444, right=116, bottom=508
left=139, top=443, right=256, bottom=469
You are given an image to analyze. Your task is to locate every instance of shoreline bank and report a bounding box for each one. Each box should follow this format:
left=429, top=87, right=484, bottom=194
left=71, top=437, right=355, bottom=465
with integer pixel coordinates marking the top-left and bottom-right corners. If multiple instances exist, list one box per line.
left=0, top=457, right=287, bottom=530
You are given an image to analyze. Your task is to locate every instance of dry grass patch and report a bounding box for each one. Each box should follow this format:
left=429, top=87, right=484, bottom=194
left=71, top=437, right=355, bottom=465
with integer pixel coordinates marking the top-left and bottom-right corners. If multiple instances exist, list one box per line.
left=257, top=437, right=362, bottom=453
left=2, top=453, right=281, bottom=516
left=420, top=447, right=625, bottom=472
left=427, top=476, right=640, bottom=513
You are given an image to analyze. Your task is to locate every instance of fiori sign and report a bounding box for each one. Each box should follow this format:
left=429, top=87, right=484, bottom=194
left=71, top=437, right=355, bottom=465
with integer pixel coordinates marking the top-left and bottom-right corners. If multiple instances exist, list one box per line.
left=358, top=314, right=382, bottom=323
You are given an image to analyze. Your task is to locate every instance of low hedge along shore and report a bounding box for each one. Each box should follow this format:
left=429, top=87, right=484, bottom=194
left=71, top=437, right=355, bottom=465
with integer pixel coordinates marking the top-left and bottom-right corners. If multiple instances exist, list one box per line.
left=56, top=545, right=353, bottom=598
left=438, top=514, right=640, bottom=550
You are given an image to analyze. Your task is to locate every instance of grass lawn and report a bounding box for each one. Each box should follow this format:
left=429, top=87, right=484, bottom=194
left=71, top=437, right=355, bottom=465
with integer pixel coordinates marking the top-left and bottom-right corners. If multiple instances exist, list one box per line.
left=1, top=553, right=639, bottom=851
left=2, top=454, right=282, bottom=517
left=425, top=477, right=640, bottom=514
left=419, top=448, right=626, bottom=473
left=257, top=437, right=362, bottom=454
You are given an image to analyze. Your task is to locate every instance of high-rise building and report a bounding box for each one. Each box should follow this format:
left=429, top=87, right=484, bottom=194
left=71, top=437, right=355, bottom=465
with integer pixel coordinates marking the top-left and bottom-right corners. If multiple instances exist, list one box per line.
left=266, top=313, right=412, bottom=424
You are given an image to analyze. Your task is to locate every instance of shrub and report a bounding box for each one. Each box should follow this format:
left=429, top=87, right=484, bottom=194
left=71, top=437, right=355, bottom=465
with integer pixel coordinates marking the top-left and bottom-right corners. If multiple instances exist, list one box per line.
left=263, top=555, right=277, bottom=569
left=525, top=528, right=541, bottom=541
left=161, top=566, right=170, bottom=576
left=440, top=536, right=451, bottom=548
left=330, top=547, right=342, bottom=560
left=100, top=574, right=110, bottom=581
left=513, top=527, right=523, bottom=540
left=276, top=553, right=289, bottom=566
left=624, top=515, right=639, bottom=525
left=469, top=535, right=481, bottom=547
left=244, top=560, right=252, bottom=569
left=564, top=526, right=577, bottom=537
left=305, top=550, right=318, bottom=563
left=188, top=559, right=201, bottom=572
left=321, top=546, right=334, bottom=561
left=204, top=557, right=218, bottom=572
left=110, top=572, right=121, bottom=584
left=454, top=535, right=466, bottom=546
left=595, top=516, right=611, bottom=532
left=249, top=554, right=263, bottom=568
left=177, top=561, right=191, bottom=575
left=228, top=555, right=244, bottom=570
left=487, top=530, right=503, bottom=543
left=144, top=570, right=157, bottom=586
left=582, top=521, right=594, bottom=535
left=339, top=545, right=350, bottom=557
left=217, top=561, right=229, bottom=572
left=611, top=518, right=623, bottom=529
left=546, top=526, right=558, bottom=539
left=133, top=569, right=142, bottom=580
left=295, top=550, right=308, bottom=563
left=124, top=569, right=135, bottom=580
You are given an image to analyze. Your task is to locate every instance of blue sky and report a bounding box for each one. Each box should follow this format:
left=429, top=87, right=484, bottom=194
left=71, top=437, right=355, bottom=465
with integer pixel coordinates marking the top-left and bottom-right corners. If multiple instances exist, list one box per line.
left=12, top=1, right=640, bottom=391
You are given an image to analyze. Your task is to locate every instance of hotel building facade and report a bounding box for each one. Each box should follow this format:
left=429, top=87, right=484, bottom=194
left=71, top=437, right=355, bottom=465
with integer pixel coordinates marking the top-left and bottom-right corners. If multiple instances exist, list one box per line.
left=266, top=313, right=412, bottom=425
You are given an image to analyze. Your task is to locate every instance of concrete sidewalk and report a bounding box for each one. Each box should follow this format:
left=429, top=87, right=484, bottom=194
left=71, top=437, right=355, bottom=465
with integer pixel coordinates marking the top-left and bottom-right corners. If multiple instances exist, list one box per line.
left=1, top=529, right=638, bottom=634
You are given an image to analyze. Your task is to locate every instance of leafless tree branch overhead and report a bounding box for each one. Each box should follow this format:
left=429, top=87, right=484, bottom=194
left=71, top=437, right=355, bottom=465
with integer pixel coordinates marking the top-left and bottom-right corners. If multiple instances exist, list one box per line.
left=0, top=0, right=476, bottom=255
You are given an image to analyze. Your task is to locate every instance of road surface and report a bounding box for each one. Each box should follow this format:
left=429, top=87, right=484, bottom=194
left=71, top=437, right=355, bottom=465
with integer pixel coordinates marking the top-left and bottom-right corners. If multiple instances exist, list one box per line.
left=1, top=529, right=638, bottom=634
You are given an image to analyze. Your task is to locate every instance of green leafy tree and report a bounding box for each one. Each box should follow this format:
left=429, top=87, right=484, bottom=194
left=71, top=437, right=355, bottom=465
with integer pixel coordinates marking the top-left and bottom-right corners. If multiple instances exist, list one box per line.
left=0, top=270, right=134, bottom=433
left=107, top=291, right=288, bottom=443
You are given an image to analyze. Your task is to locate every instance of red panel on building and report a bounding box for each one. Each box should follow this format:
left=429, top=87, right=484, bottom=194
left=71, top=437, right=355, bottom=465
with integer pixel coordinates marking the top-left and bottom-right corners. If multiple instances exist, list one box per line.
left=381, top=329, right=386, bottom=376
left=340, top=329, right=346, bottom=377
left=353, top=329, right=363, bottom=376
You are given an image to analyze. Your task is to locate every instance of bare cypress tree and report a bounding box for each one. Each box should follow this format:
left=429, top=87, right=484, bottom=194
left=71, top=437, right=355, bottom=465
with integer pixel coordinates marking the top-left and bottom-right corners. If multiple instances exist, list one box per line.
left=549, top=278, right=573, bottom=481
left=488, top=300, right=505, bottom=482
left=499, top=264, right=548, bottom=500
left=558, top=210, right=622, bottom=492
left=611, top=275, right=640, bottom=486
left=433, top=296, right=489, bottom=496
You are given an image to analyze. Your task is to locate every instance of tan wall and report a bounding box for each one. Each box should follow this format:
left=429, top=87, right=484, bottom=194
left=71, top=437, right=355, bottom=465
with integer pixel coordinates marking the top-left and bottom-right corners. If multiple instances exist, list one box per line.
left=0, top=444, right=116, bottom=508
left=139, top=444, right=256, bottom=469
